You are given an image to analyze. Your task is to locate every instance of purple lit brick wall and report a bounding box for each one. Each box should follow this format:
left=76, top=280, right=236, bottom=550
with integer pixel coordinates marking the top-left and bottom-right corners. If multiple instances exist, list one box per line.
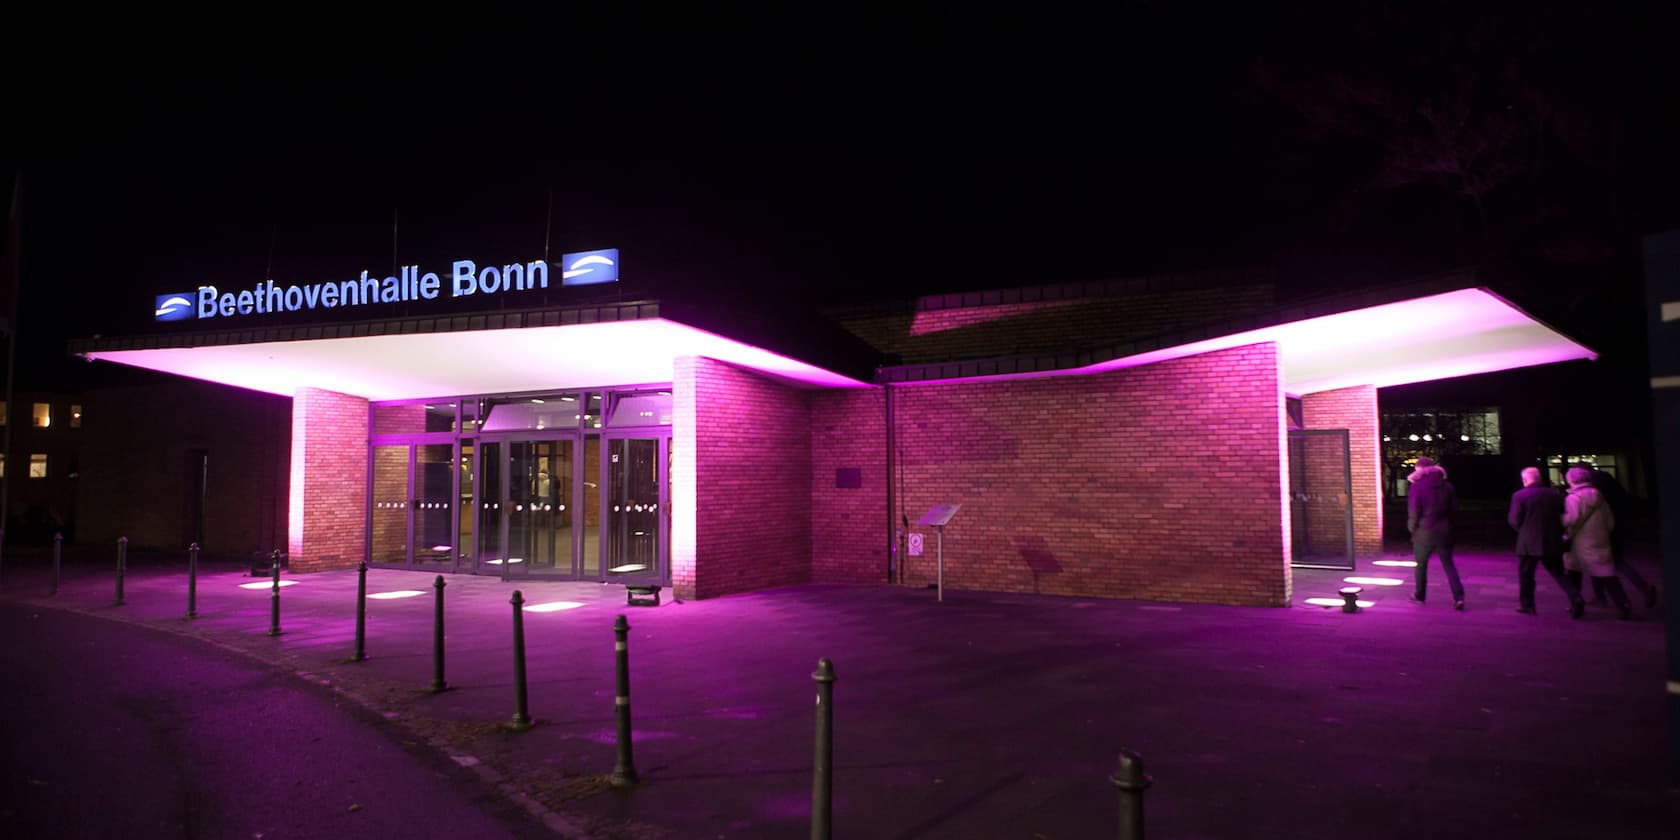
left=289, top=387, right=368, bottom=573
left=674, top=357, right=813, bottom=600
left=810, top=388, right=889, bottom=584
left=1302, top=386, right=1383, bottom=557
left=893, top=343, right=1290, bottom=606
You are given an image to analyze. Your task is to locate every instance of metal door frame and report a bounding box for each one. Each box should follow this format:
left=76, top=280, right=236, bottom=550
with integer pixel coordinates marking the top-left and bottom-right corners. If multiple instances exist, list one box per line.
left=475, top=431, right=583, bottom=579
left=599, top=429, right=671, bottom=586
left=366, top=433, right=459, bottom=570
left=1287, top=428, right=1355, bottom=570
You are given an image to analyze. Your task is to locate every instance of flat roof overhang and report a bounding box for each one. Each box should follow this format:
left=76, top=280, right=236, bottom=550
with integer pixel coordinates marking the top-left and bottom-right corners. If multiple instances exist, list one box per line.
left=73, top=302, right=872, bottom=400
left=877, top=287, right=1598, bottom=395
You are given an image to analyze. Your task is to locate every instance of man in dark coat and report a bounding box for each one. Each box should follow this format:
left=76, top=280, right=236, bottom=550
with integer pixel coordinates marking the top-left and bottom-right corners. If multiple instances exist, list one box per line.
left=1508, top=466, right=1584, bottom=617
left=1408, top=456, right=1465, bottom=609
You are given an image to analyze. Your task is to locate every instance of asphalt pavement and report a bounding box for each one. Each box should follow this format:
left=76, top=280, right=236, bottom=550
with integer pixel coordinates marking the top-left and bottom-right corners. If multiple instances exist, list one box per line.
left=1, top=540, right=1674, bottom=839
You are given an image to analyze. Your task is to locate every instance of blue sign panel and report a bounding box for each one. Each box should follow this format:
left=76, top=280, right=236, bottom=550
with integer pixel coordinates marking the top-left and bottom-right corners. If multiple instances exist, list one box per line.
left=560, top=248, right=620, bottom=286
left=155, top=293, right=196, bottom=321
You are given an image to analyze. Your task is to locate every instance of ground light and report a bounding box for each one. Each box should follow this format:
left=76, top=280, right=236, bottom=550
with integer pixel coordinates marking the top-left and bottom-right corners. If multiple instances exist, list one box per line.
left=1371, top=559, right=1418, bottom=568
left=368, top=590, right=426, bottom=600
left=1343, top=576, right=1405, bottom=586
left=239, top=580, right=298, bottom=590
left=522, top=601, right=586, bottom=613
left=1339, top=586, right=1364, bottom=613
left=1303, top=597, right=1375, bottom=609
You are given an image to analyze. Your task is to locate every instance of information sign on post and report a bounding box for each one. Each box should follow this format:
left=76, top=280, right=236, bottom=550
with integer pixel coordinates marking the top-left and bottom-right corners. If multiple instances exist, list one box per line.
left=916, top=504, right=962, bottom=602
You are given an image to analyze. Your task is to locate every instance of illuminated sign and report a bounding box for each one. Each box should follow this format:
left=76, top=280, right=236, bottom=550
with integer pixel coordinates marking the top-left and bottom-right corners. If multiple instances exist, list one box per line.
left=560, top=248, right=619, bottom=286
left=155, top=249, right=619, bottom=323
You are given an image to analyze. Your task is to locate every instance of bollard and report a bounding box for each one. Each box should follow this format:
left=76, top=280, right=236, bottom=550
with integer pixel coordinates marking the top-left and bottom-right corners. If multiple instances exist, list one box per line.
left=114, top=536, right=128, bottom=606
left=429, top=575, right=447, bottom=693
left=353, top=562, right=368, bottom=661
left=51, top=532, right=62, bottom=596
left=811, top=657, right=836, bottom=840
left=1111, top=749, right=1152, bottom=840
left=509, top=590, right=532, bottom=731
left=186, top=543, right=199, bottom=619
left=1339, top=586, right=1363, bottom=614
left=610, top=615, right=638, bottom=787
left=268, top=554, right=283, bottom=636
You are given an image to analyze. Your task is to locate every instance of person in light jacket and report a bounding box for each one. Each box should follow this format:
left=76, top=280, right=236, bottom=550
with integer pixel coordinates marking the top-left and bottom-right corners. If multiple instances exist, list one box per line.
left=1407, top=457, right=1465, bottom=610
left=1563, top=466, right=1631, bottom=620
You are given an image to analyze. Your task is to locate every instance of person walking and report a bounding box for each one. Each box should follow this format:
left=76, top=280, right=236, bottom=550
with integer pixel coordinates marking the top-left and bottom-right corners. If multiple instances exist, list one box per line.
left=1586, top=465, right=1659, bottom=609
left=1507, top=466, right=1584, bottom=617
left=1563, top=466, right=1631, bottom=620
left=1407, top=456, right=1465, bottom=610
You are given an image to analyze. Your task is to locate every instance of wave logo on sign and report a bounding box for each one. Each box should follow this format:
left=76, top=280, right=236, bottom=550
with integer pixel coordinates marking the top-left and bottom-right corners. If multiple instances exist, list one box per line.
left=559, top=248, right=619, bottom=286
left=155, top=293, right=197, bottom=321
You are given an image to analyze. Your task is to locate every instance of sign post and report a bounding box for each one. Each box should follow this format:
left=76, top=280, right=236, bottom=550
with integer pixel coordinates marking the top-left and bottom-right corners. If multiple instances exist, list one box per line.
left=916, top=504, right=962, bottom=603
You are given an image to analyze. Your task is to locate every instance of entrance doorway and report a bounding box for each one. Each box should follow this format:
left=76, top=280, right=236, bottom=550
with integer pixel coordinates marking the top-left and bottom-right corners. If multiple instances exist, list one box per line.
left=1287, top=429, right=1355, bottom=570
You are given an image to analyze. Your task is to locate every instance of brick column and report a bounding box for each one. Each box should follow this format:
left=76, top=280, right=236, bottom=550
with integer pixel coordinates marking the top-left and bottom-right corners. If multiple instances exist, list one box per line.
left=1302, top=385, right=1382, bottom=558
left=288, top=387, right=369, bottom=572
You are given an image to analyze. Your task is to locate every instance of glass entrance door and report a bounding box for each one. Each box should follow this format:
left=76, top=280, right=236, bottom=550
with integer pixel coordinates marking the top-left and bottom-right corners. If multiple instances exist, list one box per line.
left=369, top=441, right=458, bottom=569
left=603, top=435, right=668, bottom=585
left=503, top=438, right=576, bottom=579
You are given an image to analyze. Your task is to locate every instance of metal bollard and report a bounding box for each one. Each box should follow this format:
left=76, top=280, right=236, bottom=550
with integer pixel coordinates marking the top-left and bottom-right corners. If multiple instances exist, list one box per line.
left=610, top=615, right=638, bottom=787
left=186, top=543, right=199, bottom=619
left=811, top=657, right=836, bottom=840
left=51, top=532, right=62, bottom=596
left=353, top=562, right=368, bottom=661
left=114, top=536, right=128, bottom=606
left=509, top=590, right=532, bottom=731
left=268, top=554, right=282, bottom=636
left=429, top=575, right=447, bottom=693
left=1111, top=749, right=1152, bottom=840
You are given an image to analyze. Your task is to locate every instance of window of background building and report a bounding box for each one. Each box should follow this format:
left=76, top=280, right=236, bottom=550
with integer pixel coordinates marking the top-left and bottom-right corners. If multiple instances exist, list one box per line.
left=0, top=400, right=7, bottom=425
left=1379, top=408, right=1502, bottom=496
left=32, top=403, right=50, bottom=428
left=0, top=454, right=5, bottom=477
left=71, top=405, right=82, bottom=428
left=29, top=453, right=46, bottom=478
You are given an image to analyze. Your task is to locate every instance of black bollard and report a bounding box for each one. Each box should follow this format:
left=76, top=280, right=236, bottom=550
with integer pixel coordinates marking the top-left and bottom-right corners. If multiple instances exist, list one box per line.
left=353, top=562, right=368, bottom=661
left=610, top=615, right=638, bottom=787
left=186, top=543, right=199, bottom=619
left=429, top=575, right=447, bottom=693
left=811, top=657, right=836, bottom=840
left=51, top=532, right=61, bottom=596
left=114, top=536, right=128, bottom=606
left=1111, top=749, right=1152, bottom=840
left=268, top=554, right=282, bottom=636
left=509, top=591, right=532, bottom=731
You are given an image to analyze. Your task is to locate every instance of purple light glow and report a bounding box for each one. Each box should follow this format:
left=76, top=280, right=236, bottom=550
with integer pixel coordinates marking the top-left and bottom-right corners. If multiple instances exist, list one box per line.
left=84, top=318, right=872, bottom=401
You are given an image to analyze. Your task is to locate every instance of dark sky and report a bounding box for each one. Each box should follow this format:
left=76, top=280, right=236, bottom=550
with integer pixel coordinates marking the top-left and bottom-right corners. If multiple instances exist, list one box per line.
left=5, top=3, right=1678, bottom=394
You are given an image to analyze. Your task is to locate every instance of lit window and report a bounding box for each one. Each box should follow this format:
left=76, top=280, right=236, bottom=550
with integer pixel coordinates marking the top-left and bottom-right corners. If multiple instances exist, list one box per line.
left=0, top=454, right=5, bottom=477
left=71, top=405, right=82, bottom=428
left=32, top=403, right=50, bottom=428
left=29, top=453, right=46, bottom=478
left=0, top=400, right=6, bottom=425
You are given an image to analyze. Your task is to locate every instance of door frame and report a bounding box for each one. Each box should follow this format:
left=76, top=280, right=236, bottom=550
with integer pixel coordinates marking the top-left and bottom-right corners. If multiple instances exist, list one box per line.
left=365, top=433, right=459, bottom=570
left=599, top=429, right=672, bottom=587
left=476, top=431, right=585, bottom=580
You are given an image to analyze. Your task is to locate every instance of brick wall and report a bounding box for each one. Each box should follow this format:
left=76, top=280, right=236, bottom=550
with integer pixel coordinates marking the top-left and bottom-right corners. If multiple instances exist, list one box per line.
left=77, top=381, right=290, bottom=556
left=289, top=387, right=368, bottom=572
left=1302, top=386, right=1382, bottom=557
left=673, top=357, right=813, bottom=600
left=810, top=388, right=889, bottom=584
left=893, top=343, right=1290, bottom=606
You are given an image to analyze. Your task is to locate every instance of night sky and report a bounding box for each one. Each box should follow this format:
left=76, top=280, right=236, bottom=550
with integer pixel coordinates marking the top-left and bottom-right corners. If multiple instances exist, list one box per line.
left=4, top=4, right=1678, bottom=409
